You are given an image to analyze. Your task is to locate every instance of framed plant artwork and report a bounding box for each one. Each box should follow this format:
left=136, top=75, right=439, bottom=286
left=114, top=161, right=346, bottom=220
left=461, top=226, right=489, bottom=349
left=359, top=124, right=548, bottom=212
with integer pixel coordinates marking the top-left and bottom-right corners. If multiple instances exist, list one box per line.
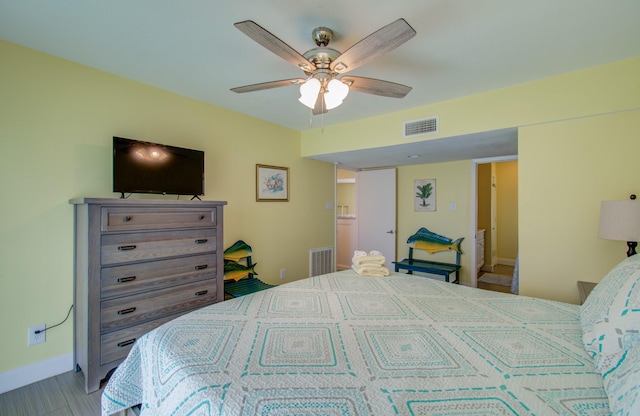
left=414, top=179, right=436, bottom=211
left=256, top=164, right=289, bottom=201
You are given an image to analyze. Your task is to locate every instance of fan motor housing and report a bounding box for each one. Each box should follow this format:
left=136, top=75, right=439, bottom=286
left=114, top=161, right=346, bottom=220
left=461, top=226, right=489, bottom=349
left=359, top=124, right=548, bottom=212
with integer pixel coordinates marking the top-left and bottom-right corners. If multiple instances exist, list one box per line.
left=312, top=27, right=333, bottom=47
left=303, top=47, right=340, bottom=70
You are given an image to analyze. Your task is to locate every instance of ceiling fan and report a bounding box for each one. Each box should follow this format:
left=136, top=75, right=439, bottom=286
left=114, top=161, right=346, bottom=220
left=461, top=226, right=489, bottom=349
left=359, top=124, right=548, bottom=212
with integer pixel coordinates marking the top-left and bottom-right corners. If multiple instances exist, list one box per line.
left=230, top=19, right=416, bottom=115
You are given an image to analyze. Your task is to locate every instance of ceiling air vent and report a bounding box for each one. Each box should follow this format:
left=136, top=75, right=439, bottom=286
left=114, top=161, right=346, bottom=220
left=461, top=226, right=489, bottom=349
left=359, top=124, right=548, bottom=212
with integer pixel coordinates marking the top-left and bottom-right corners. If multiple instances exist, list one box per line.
left=403, top=116, right=439, bottom=138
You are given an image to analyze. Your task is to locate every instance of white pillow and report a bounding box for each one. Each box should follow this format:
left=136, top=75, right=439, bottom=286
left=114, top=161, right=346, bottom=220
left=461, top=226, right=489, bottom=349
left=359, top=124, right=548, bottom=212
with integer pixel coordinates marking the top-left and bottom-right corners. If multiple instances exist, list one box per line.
left=581, top=255, right=640, bottom=363
left=601, top=345, right=640, bottom=415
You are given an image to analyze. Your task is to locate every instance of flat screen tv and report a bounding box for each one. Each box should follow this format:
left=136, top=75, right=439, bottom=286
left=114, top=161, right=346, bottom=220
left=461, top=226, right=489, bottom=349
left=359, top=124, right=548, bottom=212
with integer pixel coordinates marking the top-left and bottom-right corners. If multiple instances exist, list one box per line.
left=113, top=136, right=204, bottom=198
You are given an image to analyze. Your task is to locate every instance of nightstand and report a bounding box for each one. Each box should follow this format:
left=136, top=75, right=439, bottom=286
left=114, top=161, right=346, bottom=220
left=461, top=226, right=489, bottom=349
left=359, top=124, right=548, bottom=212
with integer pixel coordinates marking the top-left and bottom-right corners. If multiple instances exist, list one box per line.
left=577, top=281, right=598, bottom=304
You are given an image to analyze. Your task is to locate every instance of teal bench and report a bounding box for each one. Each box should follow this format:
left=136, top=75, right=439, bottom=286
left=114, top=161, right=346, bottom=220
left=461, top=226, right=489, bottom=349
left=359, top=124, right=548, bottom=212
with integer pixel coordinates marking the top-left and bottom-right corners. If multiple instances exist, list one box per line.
left=393, top=228, right=463, bottom=284
left=223, top=240, right=274, bottom=298
left=224, top=267, right=274, bottom=297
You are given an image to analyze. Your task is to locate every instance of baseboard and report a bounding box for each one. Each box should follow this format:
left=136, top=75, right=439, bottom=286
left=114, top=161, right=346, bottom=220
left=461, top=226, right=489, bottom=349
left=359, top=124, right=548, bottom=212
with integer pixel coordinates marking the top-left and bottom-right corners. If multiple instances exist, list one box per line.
left=497, top=258, right=516, bottom=267
left=0, top=352, right=74, bottom=394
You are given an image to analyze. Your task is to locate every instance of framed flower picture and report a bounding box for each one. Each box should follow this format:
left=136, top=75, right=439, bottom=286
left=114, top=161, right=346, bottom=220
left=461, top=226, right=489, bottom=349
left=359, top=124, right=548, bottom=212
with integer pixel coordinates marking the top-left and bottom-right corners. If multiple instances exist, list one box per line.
left=256, top=164, right=289, bottom=201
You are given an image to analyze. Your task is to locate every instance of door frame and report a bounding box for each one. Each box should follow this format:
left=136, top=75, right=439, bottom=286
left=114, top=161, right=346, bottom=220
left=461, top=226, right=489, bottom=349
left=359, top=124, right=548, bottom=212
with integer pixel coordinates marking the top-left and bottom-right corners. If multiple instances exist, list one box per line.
left=470, top=155, right=518, bottom=287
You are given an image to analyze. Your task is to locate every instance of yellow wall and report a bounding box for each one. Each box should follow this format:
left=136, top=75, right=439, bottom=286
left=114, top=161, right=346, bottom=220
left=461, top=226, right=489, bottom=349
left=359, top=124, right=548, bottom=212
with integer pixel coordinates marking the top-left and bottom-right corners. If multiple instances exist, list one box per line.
left=496, top=161, right=518, bottom=261
left=301, top=57, right=640, bottom=156
left=0, top=41, right=334, bottom=374
left=397, top=162, right=472, bottom=282
left=519, top=110, right=640, bottom=301
left=303, top=56, right=640, bottom=303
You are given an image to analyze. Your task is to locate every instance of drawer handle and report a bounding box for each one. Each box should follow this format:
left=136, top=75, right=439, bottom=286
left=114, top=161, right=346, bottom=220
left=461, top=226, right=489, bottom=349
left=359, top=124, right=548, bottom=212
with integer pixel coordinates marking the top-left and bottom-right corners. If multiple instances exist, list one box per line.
left=195, top=264, right=208, bottom=270
left=195, top=290, right=208, bottom=296
left=195, top=239, right=208, bottom=244
left=117, top=307, right=136, bottom=315
left=117, top=338, right=136, bottom=348
left=118, top=245, right=137, bottom=251
left=123, top=216, right=132, bottom=222
left=199, top=215, right=205, bottom=220
left=117, top=276, right=137, bottom=283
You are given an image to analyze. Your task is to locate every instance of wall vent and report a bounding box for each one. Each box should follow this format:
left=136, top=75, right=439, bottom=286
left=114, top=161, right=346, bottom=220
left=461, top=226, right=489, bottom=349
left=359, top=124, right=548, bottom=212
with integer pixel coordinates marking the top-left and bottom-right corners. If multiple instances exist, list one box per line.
left=309, top=247, right=333, bottom=277
left=403, top=116, right=439, bottom=138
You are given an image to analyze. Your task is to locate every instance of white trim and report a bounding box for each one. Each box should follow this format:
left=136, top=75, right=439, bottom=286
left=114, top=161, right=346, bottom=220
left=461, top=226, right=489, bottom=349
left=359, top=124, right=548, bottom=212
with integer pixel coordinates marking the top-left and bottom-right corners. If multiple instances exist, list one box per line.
left=0, top=352, right=74, bottom=394
left=469, top=163, right=478, bottom=287
left=474, top=155, right=518, bottom=164
left=497, top=257, right=517, bottom=267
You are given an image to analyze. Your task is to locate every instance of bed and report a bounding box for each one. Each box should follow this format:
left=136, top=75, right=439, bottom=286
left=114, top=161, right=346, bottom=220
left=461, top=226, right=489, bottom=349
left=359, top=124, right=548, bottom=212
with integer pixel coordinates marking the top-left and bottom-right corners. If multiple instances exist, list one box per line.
left=102, top=257, right=640, bottom=415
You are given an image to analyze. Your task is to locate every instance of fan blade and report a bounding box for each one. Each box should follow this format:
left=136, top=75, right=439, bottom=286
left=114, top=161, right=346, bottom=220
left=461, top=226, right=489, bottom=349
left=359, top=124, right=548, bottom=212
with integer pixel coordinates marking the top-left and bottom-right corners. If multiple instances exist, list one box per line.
left=312, top=94, right=328, bottom=115
left=231, top=78, right=305, bottom=93
left=341, top=76, right=412, bottom=98
left=234, top=20, right=316, bottom=72
left=330, top=18, right=416, bottom=74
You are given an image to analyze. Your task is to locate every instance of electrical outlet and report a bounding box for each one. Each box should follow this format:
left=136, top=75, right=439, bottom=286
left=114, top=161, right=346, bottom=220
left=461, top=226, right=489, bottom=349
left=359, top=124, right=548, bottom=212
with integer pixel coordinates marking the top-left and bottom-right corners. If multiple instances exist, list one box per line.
left=280, top=268, right=286, bottom=279
left=28, top=324, right=46, bottom=346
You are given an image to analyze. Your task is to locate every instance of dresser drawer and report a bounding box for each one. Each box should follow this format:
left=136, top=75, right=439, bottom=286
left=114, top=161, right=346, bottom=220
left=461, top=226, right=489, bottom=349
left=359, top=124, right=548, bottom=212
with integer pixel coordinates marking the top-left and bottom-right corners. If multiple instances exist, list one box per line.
left=101, top=254, right=216, bottom=299
left=102, top=207, right=216, bottom=232
left=101, top=229, right=216, bottom=265
left=101, top=280, right=217, bottom=332
left=100, top=313, right=178, bottom=365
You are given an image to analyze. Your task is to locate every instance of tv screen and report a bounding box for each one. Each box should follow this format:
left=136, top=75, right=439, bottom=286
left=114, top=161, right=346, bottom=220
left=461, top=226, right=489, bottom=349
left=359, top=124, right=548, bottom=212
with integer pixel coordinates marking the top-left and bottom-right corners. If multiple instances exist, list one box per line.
left=113, top=137, right=204, bottom=197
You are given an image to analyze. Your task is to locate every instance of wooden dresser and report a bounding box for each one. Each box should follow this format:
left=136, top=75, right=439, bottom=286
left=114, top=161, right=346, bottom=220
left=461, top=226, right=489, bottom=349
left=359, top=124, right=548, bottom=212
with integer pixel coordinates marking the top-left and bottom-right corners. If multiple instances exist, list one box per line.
left=70, top=198, right=226, bottom=393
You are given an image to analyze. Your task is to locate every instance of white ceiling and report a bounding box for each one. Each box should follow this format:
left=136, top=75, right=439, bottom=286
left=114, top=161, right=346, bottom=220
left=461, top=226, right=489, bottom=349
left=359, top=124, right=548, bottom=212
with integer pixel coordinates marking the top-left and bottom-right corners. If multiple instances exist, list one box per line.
left=2, top=1, right=639, bottom=169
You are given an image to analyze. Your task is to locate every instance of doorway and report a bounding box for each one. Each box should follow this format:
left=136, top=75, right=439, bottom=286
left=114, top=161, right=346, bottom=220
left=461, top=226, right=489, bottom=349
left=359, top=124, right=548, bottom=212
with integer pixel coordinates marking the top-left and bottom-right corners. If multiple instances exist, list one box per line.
left=335, top=168, right=397, bottom=271
left=471, top=156, right=518, bottom=289
left=336, top=169, right=357, bottom=270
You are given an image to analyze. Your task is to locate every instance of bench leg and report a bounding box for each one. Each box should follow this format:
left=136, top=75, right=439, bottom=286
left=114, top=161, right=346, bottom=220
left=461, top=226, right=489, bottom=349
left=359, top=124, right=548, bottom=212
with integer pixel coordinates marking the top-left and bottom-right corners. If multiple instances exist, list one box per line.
left=445, top=271, right=461, bottom=284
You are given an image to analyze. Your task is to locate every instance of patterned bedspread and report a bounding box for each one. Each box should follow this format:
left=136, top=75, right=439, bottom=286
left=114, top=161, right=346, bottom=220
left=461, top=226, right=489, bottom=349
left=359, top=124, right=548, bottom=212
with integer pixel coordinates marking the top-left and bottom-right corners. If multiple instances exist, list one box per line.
left=102, top=270, right=609, bottom=415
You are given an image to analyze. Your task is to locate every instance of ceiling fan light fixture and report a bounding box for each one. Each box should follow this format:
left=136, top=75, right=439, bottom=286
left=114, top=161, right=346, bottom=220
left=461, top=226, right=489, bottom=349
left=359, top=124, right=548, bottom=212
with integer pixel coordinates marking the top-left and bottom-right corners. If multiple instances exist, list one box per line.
left=298, top=78, right=321, bottom=108
left=232, top=19, right=416, bottom=114
left=324, top=79, right=350, bottom=110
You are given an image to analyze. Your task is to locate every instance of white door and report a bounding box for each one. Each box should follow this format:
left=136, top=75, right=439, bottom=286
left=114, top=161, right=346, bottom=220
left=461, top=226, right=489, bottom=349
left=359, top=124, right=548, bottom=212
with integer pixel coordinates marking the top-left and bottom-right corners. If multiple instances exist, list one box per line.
left=357, top=169, right=397, bottom=270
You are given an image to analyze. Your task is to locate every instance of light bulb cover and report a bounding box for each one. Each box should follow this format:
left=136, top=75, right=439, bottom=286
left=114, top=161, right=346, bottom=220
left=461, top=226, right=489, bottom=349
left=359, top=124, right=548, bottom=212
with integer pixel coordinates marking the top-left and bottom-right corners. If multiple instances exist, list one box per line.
left=298, top=78, right=321, bottom=108
left=324, top=79, right=349, bottom=109
left=327, top=79, right=349, bottom=100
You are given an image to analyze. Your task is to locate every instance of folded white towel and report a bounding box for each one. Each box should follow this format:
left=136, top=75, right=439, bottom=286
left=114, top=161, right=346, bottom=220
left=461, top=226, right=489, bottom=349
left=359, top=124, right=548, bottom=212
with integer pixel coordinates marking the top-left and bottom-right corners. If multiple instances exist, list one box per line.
left=353, top=250, right=368, bottom=258
left=352, top=255, right=386, bottom=267
left=352, top=264, right=390, bottom=277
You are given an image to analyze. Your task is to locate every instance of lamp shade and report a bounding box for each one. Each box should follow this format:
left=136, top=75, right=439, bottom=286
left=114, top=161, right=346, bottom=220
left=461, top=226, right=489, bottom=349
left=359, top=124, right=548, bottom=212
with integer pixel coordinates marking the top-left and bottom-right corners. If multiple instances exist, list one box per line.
left=598, top=200, right=640, bottom=241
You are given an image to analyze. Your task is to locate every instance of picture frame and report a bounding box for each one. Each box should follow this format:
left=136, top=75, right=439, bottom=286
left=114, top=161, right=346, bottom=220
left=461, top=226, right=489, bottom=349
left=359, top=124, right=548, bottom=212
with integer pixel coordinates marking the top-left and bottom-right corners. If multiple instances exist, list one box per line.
left=256, top=164, right=289, bottom=201
left=414, top=179, right=436, bottom=211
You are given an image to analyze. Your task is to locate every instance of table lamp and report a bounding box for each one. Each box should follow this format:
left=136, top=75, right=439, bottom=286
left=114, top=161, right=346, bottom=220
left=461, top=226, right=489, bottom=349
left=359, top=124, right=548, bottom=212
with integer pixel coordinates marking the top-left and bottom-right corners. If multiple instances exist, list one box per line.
left=598, top=194, right=640, bottom=257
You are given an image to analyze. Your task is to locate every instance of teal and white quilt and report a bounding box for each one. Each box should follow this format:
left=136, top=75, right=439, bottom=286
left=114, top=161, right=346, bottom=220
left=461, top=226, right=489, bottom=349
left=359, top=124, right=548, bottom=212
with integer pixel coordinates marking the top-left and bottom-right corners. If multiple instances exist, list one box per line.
left=102, top=270, right=608, bottom=415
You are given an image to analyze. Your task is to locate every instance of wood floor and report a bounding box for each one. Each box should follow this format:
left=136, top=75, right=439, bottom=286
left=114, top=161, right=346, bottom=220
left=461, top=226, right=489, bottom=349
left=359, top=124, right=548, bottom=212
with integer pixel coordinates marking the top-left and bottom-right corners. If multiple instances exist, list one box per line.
left=0, top=370, right=133, bottom=416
